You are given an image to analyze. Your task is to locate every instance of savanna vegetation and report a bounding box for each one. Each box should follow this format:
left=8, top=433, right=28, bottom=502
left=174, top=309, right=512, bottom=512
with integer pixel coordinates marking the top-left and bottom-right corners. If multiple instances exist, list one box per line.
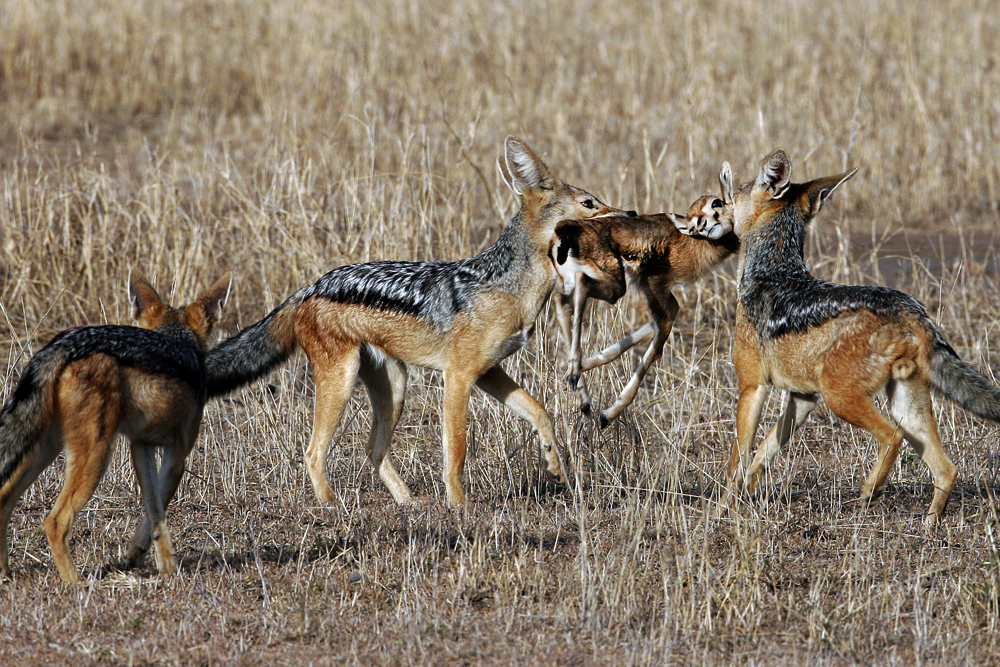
left=2, top=0, right=1000, bottom=664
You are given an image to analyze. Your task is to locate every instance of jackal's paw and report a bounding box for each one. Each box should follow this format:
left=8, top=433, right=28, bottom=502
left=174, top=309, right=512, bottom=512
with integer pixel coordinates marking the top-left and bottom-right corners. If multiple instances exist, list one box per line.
left=543, top=467, right=563, bottom=482
left=312, top=484, right=337, bottom=504
left=720, top=483, right=742, bottom=509
left=922, top=512, right=941, bottom=529
left=154, top=556, right=178, bottom=576
left=543, top=461, right=568, bottom=487
left=860, top=486, right=883, bottom=507
left=124, top=547, right=148, bottom=570
left=396, top=494, right=424, bottom=508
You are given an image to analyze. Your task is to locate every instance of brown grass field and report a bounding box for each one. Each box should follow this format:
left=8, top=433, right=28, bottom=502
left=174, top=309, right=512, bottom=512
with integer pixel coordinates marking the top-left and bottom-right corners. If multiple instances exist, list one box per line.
left=2, top=0, right=1000, bottom=664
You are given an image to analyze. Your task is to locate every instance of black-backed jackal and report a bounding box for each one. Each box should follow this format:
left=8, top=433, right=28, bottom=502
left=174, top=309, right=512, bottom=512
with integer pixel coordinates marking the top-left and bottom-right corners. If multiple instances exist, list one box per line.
left=206, top=137, right=628, bottom=508
left=0, top=272, right=230, bottom=583
left=550, top=163, right=738, bottom=426
left=725, top=149, right=1000, bottom=525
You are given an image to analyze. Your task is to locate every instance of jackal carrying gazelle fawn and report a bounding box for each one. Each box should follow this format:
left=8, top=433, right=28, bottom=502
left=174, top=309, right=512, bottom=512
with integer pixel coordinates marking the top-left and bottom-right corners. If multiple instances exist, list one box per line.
left=206, top=137, right=631, bottom=508
left=724, top=149, right=1000, bottom=525
left=0, top=272, right=230, bottom=583
left=549, top=163, right=738, bottom=425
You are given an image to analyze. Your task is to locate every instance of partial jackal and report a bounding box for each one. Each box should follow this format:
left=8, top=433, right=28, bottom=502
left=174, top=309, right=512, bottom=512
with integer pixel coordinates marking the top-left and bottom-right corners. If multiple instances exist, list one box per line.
left=206, top=137, right=629, bottom=507
left=0, top=271, right=230, bottom=583
left=550, top=164, right=738, bottom=425
left=725, top=149, right=1000, bottom=525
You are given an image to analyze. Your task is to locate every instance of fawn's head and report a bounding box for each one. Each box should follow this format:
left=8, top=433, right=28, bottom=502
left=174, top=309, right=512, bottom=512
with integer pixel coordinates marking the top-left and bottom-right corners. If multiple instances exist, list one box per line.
left=670, top=162, right=736, bottom=240
left=731, top=149, right=857, bottom=239
left=129, top=270, right=232, bottom=350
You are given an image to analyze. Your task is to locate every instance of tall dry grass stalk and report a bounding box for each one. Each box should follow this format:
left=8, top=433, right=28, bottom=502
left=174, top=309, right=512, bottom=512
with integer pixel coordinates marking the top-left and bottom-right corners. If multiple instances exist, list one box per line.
left=2, top=0, right=1000, bottom=664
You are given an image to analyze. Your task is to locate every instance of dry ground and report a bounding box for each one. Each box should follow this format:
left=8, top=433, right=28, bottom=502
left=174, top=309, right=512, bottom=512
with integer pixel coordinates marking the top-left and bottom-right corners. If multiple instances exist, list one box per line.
left=2, top=0, right=1000, bottom=664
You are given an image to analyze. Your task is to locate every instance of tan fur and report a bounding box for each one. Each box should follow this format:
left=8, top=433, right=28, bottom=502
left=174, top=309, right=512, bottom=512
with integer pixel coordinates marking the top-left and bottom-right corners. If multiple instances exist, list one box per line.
left=283, top=138, right=626, bottom=508
left=724, top=150, right=963, bottom=526
left=552, top=164, right=737, bottom=425
left=0, top=271, right=230, bottom=583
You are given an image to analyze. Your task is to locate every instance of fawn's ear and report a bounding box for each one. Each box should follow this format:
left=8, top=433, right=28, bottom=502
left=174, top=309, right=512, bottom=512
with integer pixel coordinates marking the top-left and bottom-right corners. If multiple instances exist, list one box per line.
left=551, top=221, right=584, bottom=266
left=801, top=168, right=858, bottom=218
left=129, top=269, right=166, bottom=322
left=196, top=272, right=232, bottom=327
left=666, top=211, right=695, bottom=236
left=503, top=136, right=555, bottom=194
left=719, top=161, right=735, bottom=204
left=756, top=149, right=791, bottom=199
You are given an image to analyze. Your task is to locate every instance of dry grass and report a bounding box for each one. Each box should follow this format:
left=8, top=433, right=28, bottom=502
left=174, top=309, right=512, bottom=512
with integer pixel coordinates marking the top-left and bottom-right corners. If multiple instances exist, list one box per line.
left=3, top=0, right=1000, bottom=664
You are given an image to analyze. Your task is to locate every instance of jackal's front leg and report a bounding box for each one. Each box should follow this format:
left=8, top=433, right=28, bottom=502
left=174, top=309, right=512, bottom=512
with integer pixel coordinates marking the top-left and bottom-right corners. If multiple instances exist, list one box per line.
left=442, top=369, right=475, bottom=508
left=724, top=383, right=770, bottom=505
left=476, top=365, right=568, bottom=487
left=743, top=392, right=817, bottom=496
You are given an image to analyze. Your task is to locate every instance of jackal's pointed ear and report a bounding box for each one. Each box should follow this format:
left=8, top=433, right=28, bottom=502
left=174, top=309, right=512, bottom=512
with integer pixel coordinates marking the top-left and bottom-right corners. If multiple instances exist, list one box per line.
left=184, top=273, right=231, bottom=341
left=801, top=168, right=858, bottom=218
left=496, top=156, right=514, bottom=193
left=757, top=150, right=791, bottom=199
left=504, top=136, right=555, bottom=194
left=719, top=161, right=735, bottom=204
left=197, top=272, right=232, bottom=326
left=129, top=269, right=166, bottom=322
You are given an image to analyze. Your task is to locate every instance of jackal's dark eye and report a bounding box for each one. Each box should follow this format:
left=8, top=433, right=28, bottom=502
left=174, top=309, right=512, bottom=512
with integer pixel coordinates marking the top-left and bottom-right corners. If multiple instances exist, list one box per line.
left=711, top=198, right=724, bottom=208
left=581, top=199, right=596, bottom=210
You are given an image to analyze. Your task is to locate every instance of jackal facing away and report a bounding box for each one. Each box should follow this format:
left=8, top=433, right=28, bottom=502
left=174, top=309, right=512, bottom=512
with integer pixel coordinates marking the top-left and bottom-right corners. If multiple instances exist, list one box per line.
left=550, top=163, right=738, bottom=426
left=206, top=137, right=629, bottom=507
left=725, top=149, right=1000, bottom=525
left=0, top=272, right=230, bottom=583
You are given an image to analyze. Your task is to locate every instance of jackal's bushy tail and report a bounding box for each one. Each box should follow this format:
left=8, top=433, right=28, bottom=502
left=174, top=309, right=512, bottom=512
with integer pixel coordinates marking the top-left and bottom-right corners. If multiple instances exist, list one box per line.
left=928, top=332, right=1000, bottom=423
left=205, top=292, right=303, bottom=398
left=0, top=349, right=64, bottom=488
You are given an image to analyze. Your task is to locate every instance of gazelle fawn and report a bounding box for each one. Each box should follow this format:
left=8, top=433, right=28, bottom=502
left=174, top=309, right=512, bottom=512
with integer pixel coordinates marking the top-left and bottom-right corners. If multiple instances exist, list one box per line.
left=550, top=163, right=738, bottom=426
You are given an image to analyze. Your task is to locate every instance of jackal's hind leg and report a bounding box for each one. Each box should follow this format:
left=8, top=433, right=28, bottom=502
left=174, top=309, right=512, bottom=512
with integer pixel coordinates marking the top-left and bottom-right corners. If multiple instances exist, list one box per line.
left=0, top=433, right=61, bottom=579
left=886, top=380, right=957, bottom=526
left=359, top=350, right=417, bottom=505
left=44, top=431, right=116, bottom=585
left=126, top=434, right=195, bottom=573
left=306, top=344, right=362, bottom=504
left=128, top=442, right=180, bottom=575
left=822, top=384, right=907, bottom=513
left=476, top=366, right=568, bottom=488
